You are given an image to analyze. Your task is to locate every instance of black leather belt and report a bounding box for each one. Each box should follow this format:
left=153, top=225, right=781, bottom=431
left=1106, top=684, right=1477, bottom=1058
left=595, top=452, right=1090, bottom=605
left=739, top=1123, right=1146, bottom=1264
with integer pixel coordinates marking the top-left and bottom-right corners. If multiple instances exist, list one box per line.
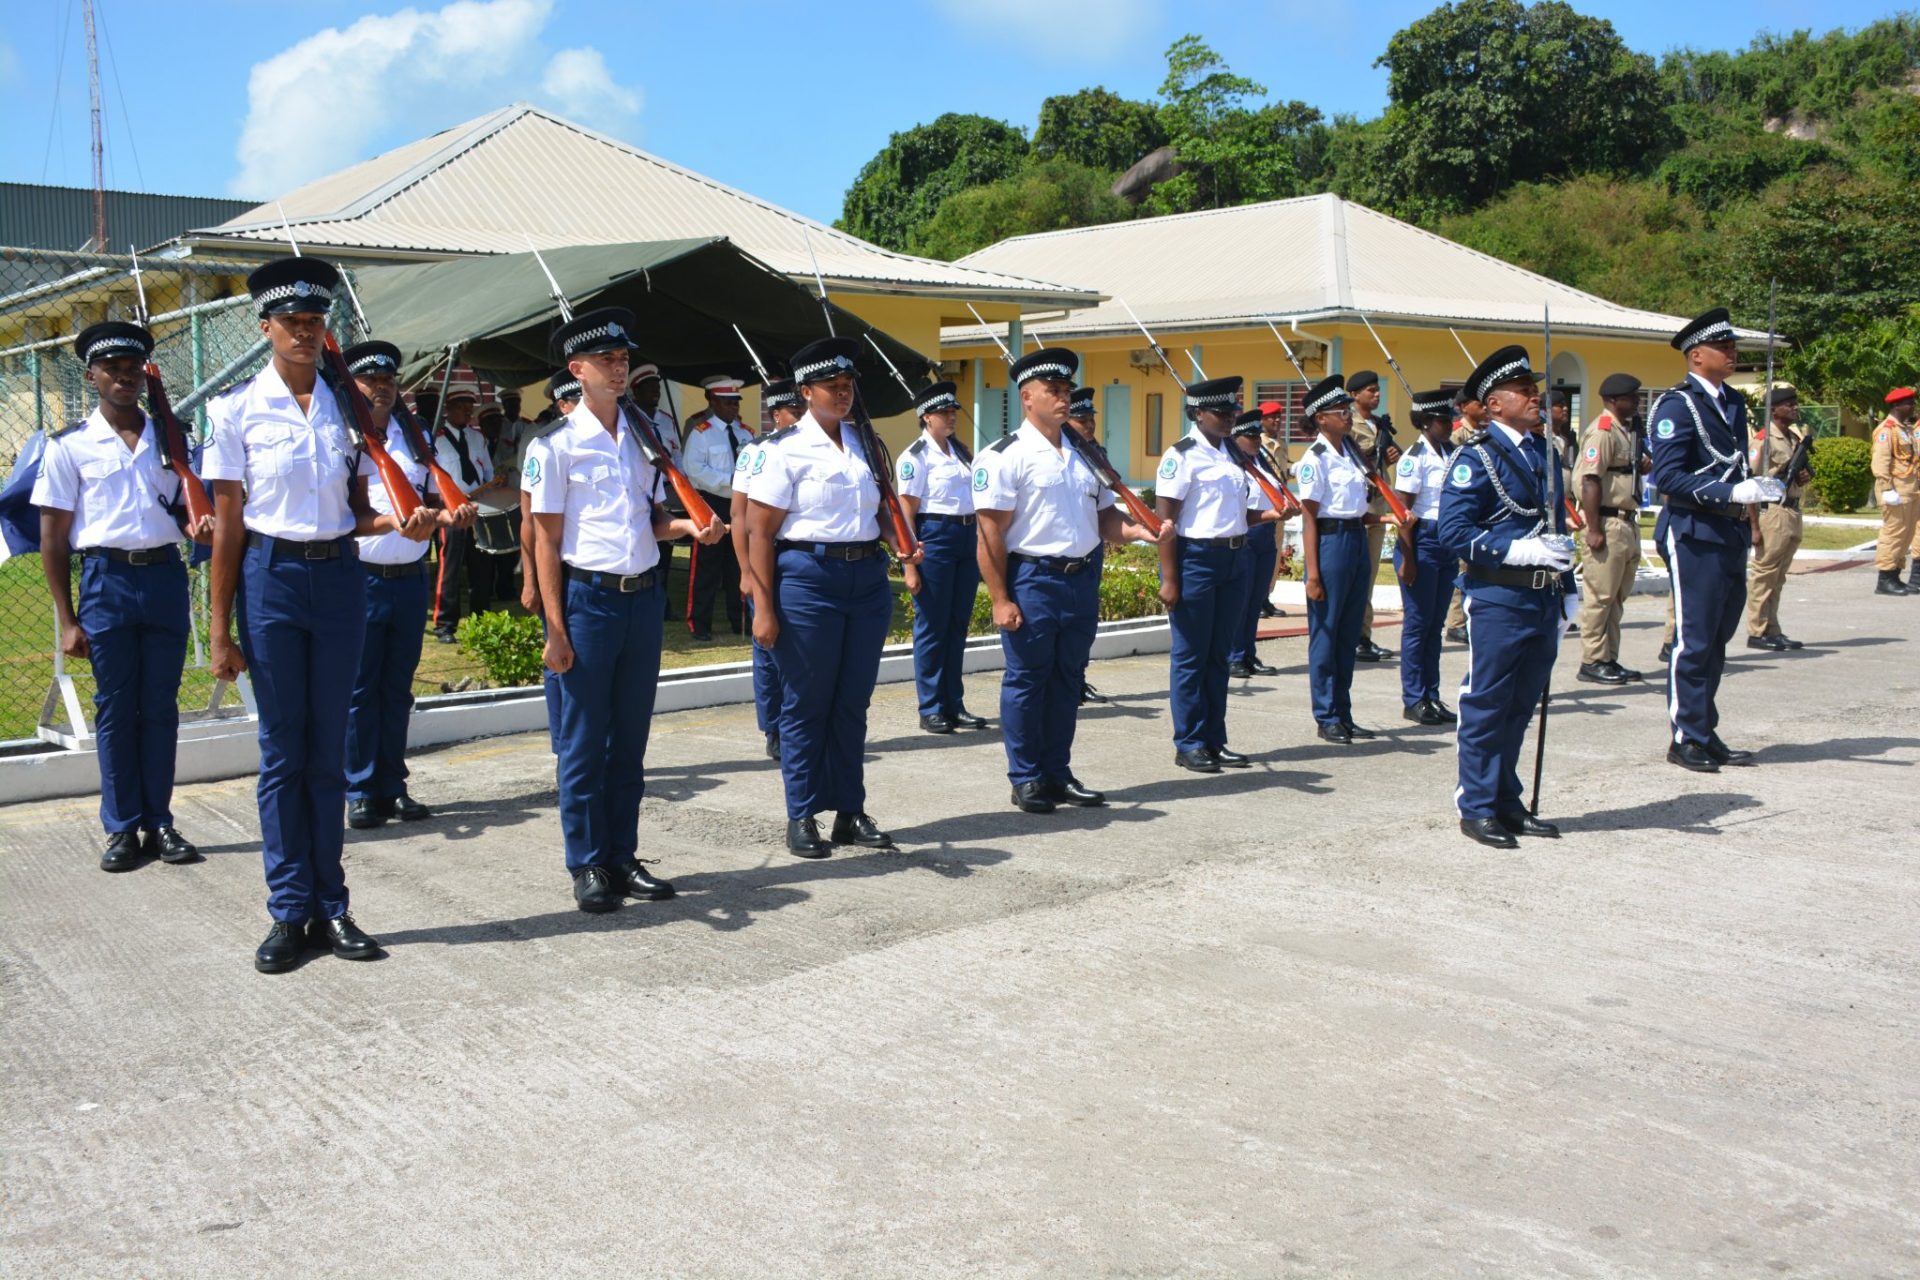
left=1599, top=506, right=1639, bottom=521
left=563, top=564, right=658, bottom=592
left=364, top=559, right=426, bottom=579
left=1760, top=497, right=1802, bottom=512
left=1665, top=495, right=1740, bottom=519
left=82, top=545, right=177, bottom=566
left=1466, top=563, right=1565, bottom=590
left=247, top=532, right=351, bottom=561
left=916, top=512, right=976, bottom=527
left=776, top=540, right=883, bottom=560
left=1009, top=551, right=1096, bottom=574
left=1180, top=534, right=1247, bottom=548
left=1315, top=517, right=1366, bottom=533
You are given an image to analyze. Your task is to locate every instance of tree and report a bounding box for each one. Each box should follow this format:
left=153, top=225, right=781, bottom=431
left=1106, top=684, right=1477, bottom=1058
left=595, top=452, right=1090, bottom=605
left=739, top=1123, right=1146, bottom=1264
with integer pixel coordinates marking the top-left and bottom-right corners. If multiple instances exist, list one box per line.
left=910, top=159, right=1135, bottom=261
left=1141, top=36, right=1307, bottom=214
left=837, top=114, right=1029, bottom=252
left=1032, top=88, right=1166, bottom=173
left=1655, top=122, right=1834, bottom=212
left=1374, top=0, right=1673, bottom=216
left=1785, top=306, right=1920, bottom=421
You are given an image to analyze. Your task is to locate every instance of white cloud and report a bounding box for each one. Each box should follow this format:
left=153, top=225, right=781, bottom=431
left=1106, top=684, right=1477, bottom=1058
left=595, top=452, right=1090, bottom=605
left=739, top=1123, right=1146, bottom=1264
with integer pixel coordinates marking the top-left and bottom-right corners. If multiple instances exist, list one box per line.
left=230, top=0, right=643, bottom=196
left=0, top=39, right=19, bottom=88
left=934, top=0, right=1158, bottom=59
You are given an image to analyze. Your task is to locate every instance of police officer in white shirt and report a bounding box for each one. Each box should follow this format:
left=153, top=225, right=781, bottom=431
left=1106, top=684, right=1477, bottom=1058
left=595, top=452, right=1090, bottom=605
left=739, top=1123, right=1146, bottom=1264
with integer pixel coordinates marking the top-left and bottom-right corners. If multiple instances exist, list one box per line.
left=1392, top=388, right=1462, bottom=726
left=681, top=374, right=754, bottom=640
left=744, top=336, right=921, bottom=857
left=1295, top=375, right=1382, bottom=745
left=203, top=256, right=436, bottom=973
left=32, top=320, right=214, bottom=872
left=897, top=379, right=986, bottom=735
left=1155, top=375, right=1278, bottom=773
left=975, top=347, right=1165, bottom=814
left=528, top=308, right=724, bottom=914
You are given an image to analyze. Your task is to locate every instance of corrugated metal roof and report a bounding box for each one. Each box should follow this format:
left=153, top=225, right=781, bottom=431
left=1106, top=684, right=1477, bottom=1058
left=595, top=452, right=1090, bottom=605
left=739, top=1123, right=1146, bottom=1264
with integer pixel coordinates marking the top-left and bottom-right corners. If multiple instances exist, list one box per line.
left=944, top=193, right=1765, bottom=345
left=0, top=182, right=259, bottom=253
left=187, top=105, right=1096, bottom=306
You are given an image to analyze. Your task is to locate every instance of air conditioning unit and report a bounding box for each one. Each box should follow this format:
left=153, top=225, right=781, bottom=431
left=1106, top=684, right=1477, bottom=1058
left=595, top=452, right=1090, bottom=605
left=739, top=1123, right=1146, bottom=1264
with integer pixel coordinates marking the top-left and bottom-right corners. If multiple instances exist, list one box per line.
left=1128, top=349, right=1158, bottom=372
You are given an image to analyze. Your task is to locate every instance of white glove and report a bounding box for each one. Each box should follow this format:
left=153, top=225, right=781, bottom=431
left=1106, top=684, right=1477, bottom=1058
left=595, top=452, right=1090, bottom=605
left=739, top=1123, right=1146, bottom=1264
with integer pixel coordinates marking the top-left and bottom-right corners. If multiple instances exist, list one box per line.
left=1504, top=536, right=1574, bottom=571
left=1883, top=490, right=1904, bottom=507
left=1560, top=592, right=1580, bottom=626
left=1728, top=477, right=1786, bottom=504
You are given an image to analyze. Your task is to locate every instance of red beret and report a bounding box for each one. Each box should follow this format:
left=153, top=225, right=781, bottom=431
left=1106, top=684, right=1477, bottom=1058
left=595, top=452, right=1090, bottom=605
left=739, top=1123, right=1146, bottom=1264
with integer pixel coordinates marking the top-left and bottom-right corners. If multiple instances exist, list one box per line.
left=1258, top=401, right=1283, bottom=416
left=1887, top=387, right=1916, bottom=405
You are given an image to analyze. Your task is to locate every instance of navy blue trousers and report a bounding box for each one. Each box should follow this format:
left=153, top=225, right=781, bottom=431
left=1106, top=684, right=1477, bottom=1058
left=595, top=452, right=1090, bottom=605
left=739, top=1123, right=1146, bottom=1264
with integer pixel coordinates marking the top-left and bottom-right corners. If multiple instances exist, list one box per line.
left=1455, top=590, right=1559, bottom=820
left=1663, top=528, right=1745, bottom=748
left=1227, top=522, right=1277, bottom=666
left=746, top=595, right=782, bottom=735
left=911, top=516, right=980, bottom=718
left=345, top=565, right=428, bottom=804
left=1168, top=539, right=1249, bottom=753
left=1395, top=522, right=1453, bottom=706
left=1000, top=557, right=1099, bottom=787
left=238, top=542, right=366, bottom=923
left=79, top=552, right=188, bottom=835
left=553, top=575, right=663, bottom=873
left=1306, top=525, right=1368, bottom=726
left=771, top=549, right=890, bottom=819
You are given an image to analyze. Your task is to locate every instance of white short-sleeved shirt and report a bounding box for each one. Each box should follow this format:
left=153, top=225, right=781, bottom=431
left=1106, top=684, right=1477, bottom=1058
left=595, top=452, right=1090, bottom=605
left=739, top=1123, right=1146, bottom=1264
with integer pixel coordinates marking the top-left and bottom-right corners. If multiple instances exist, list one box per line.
left=744, top=414, right=882, bottom=543
left=202, top=365, right=372, bottom=540
left=972, top=420, right=1114, bottom=558
left=30, top=408, right=186, bottom=551
left=437, top=425, right=504, bottom=513
left=525, top=402, right=663, bottom=576
left=1156, top=429, right=1255, bottom=539
left=896, top=430, right=975, bottom=517
left=356, top=415, right=432, bottom=565
left=681, top=412, right=754, bottom=498
left=1294, top=432, right=1372, bottom=520
left=1393, top=436, right=1453, bottom=521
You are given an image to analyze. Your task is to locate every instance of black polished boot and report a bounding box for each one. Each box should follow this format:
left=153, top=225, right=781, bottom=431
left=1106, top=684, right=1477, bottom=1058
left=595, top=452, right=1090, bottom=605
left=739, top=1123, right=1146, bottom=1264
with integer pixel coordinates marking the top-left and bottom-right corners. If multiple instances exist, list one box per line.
left=786, top=817, right=832, bottom=858
left=310, top=914, right=383, bottom=960
left=1174, top=749, right=1220, bottom=774
left=1666, top=741, right=1719, bottom=773
left=254, top=920, right=307, bottom=973
left=830, top=812, right=895, bottom=849
left=146, top=827, right=201, bottom=864
left=614, top=860, right=676, bottom=900
left=1497, top=810, right=1561, bottom=839
left=392, top=792, right=431, bottom=821
left=1459, top=819, right=1518, bottom=850
left=1010, top=782, right=1056, bottom=814
left=347, top=799, right=386, bottom=830
left=1209, top=747, right=1251, bottom=768
left=572, top=865, right=624, bottom=912
left=100, top=830, right=144, bottom=873
left=950, top=707, right=989, bottom=730
left=1049, top=776, right=1106, bottom=807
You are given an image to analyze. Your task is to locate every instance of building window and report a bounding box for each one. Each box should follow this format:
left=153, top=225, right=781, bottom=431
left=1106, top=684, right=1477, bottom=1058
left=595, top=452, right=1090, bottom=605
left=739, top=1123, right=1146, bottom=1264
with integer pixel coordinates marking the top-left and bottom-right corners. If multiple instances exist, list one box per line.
left=1251, top=380, right=1314, bottom=444
left=1145, top=392, right=1163, bottom=456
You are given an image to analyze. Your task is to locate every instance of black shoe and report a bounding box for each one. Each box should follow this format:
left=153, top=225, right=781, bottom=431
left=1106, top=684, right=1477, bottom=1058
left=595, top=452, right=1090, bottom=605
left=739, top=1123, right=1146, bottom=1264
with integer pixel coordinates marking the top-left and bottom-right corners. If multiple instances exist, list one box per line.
left=1342, top=722, right=1376, bottom=740
left=254, top=920, right=307, bottom=973
left=1010, top=782, right=1056, bottom=814
left=146, top=826, right=201, bottom=864
left=1667, top=741, right=1719, bottom=773
left=1774, top=634, right=1803, bottom=650
left=100, top=831, right=144, bottom=873
left=573, top=865, right=625, bottom=911
left=1874, top=569, right=1910, bottom=596
left=1403, top=700, right=1449, bottom=726
left=1259, top=603, right=1280, bottom=619
left=1079, top=683, right=1108, bottom=704
left=393, top=793, right=431, bottom=821
left=1175, top=749, right=1221, bottom=774
left=1317, top=722, right=1352, bottom=745
left=614, top=860, right=676, bottom=900
left=1578, top=661, right=1630, bottom=685
left=1460, top=818, right=1519, bottom=850
left=919, top=713, right=956, bottom=735
left=830, top=811, right=895, bottom=848
left=1658, top=643, right=1673, bottom=663
left=1248, top=658, right=1280, bottom=676
left=950, top=707, right=989, bottom=730
left=765, top=731, right=780, bottom=760
left=1429, top=700, right=1457, bottom=723
left=1210, top=747, right=1251, bottom=768
left=1496, top=810, right=1561, bottom=839
left=786, top=817, right=832, bottom=858
left=1354, top=640, right=1394, bottom=662
left=347, top=799, right=386, bottom=830
left=1705, top=735, right=1755, bottom=767
left=1746, top=635, right=1789, bottom=651
left=1445, top=626, right=1468, bottom=644
left=1227, top=660, right=1255, bottom=679
left=1049, top=776, right=1106, bottom=807
left=435, top=629, right=457, bottom=645
left=1614, top=664, right=1644, bottom=682
left=310, top=914, right=383, bottom=960
left=692, top=628, right=715, bottom=642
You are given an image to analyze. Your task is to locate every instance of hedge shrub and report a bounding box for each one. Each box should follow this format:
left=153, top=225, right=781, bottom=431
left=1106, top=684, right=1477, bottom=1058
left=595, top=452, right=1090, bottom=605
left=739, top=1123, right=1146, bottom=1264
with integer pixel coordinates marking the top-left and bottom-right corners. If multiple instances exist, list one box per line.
left=1810, top=436, right=1874, bottom=513
left=456, top=611, right=545, bottom=687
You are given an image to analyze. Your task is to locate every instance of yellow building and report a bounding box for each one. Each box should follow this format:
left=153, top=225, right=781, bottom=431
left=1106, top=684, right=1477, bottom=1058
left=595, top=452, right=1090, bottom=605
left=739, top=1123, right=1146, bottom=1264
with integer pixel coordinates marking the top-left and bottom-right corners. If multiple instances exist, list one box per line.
left=944, top=194, right=1764, bottom=482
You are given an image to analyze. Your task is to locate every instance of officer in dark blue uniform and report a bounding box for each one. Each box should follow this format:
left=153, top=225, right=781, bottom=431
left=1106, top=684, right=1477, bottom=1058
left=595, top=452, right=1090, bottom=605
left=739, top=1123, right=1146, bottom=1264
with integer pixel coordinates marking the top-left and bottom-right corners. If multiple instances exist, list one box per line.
left=204, top=256, right=435, bottom=971
left=1650, top=307, right=1782, bottom=772
left=1437, top=345, right=1577, bottom=849
left=32, top=321, right=212, bottom=871
left=1392, top=389, right=1462, bottom=725
left=897, top=380, right=986, bottom=735
left=528, top=308, right=726, bottom=911
left=976, top=349, right=1164, bottom=813
left=1156, top=376, right=1276, bottom=772
left=735, top=378, right=801, bottom=760
left=1295, top=376, right=1380, bottom=744
left=744, top=337, right=921, bottom=857
left=1227, top=409, right=1285, bottom=679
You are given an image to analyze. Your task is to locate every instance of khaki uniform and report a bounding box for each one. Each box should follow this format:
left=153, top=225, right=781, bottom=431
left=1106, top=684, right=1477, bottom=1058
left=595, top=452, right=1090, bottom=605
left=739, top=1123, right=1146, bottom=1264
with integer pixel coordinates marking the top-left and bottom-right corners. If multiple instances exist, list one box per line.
left=1351, top=410, right=1390, bottom=641
left=1574, top=412, right=1642, bottom=664
left=1746, top=421, right=1808, bottom=637
left=1261, top=435, right=1293, bottom=594
left=1872, top=414, right=1920, bottom=571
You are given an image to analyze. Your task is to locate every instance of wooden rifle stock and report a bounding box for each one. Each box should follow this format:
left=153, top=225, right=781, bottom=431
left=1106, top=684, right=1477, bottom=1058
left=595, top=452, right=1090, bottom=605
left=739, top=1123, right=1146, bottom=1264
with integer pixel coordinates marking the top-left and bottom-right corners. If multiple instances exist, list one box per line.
left=141, top=363, right=213, bottom=527
left=1233, top=447, right=1301, bottom=518
left=1369, top=468, right=1414, bottom=526
left=848, top=384, right=918, bottom=558
left=620, top=395, right=715, bottom=528
left=392, top=397, right=471, bottom=510
left=1563, top=497, right=1586, bottom=530
left=1066, top=431, right=1162, bottom=535
left=317, top=335, right=421, bottom=521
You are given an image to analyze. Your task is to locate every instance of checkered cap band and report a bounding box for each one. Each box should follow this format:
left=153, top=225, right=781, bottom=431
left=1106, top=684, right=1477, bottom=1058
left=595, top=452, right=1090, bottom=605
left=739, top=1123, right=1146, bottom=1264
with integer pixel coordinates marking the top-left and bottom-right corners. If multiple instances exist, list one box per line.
left=348, top=352, right=398, bottom=374
left=564, top=322, right=627, bottom=354
left=917, top=393, right=959, bottom=414
left=765, top=390, right=802, bottom=409
left=81, top=334, right=147, bottom=363
left=1412, top=395, right=1453, bottom=415
left=550, top=378, right=582, bottom=401
left=1473, top=359, right=1533, bottom=402
left=794, top=353, right=856, bottom=382
left=1185, top=392, right=1239, bottom=410
left=1014, top=361, right=1073, bottom=386
left=253, top=281, right=333, bottom=312
left=1304, top=386, right=1352, bottom=414
left=1681, top=321, right=1735, bottom=350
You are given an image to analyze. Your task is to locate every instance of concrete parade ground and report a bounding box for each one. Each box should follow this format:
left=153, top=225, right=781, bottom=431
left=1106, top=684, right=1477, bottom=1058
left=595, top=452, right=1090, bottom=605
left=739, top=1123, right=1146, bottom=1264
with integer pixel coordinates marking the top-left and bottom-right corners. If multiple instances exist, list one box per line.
left=2, top=563, right=1915, bottom=1278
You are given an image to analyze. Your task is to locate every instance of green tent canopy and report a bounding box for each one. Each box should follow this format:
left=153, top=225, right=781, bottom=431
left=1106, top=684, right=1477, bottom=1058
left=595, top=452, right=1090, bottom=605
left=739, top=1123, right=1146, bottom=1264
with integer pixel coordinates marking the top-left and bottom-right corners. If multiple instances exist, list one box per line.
left=346, top=238, right=936, bottom=416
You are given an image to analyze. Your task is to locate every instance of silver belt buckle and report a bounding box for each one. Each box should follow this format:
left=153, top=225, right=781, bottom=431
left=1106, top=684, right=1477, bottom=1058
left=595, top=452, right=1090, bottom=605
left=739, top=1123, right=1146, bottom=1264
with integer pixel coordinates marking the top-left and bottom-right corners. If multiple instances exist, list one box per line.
left=1530, top=569, right=1551, bottom=590
left=302, top=540, right=331, bottom=560
left=616, top=573, right=641, bottom=592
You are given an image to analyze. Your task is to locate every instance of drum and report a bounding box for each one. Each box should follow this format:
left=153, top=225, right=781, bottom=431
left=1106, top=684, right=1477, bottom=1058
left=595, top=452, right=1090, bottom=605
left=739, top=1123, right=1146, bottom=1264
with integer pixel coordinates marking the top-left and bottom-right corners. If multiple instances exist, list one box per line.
left=473, top=510, right=516, bottom=555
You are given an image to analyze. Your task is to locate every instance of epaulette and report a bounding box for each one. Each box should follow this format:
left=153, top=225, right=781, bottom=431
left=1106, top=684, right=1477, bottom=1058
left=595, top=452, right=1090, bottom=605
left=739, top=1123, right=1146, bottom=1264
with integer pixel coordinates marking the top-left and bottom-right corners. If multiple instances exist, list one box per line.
left=49, top=418, right=87, bottom=440
left=907, top=438, right=927, bottom=456
left=1461, top=429, right=1490, bottom=446
left=988, top=435, right=1018, bottom=453
left=1406, top=439, right=1428, bottom=456
left=205, top=373, right=255, bottom=404
left=1172, top=437, right=1198, bottom=453
left=1308, top=440, right=1329, bottom=456
left=767, top=425, right=802, bottom=443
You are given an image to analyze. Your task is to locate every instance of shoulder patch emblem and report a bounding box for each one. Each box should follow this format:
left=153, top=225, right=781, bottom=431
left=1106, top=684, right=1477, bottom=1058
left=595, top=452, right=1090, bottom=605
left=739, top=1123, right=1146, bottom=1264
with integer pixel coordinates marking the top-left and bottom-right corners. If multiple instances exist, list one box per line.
left=1656, top=419, right=1676, bottom=440
left=1158, top=455, right=1179, bottom=479
left=1585, top=445, right=1599, bottom=460
left=734, top=451, right=751, bottom=474
left=1451, top=462, right=1473, bottom=487
left=1297, top=461, right=1315, bottom=483
left=522, top=455, right=540, bottom=485
left=751, top=449, right=767, bottom=475
left=972, top=466, right=989, bottom=492
left=899, top=459, right=915, bottom=481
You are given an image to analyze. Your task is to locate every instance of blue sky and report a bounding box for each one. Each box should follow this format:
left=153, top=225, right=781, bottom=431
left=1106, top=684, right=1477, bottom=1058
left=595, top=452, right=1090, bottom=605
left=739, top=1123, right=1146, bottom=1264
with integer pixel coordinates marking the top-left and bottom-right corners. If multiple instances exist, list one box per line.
left=0, top=0, right=1902, bottom=226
